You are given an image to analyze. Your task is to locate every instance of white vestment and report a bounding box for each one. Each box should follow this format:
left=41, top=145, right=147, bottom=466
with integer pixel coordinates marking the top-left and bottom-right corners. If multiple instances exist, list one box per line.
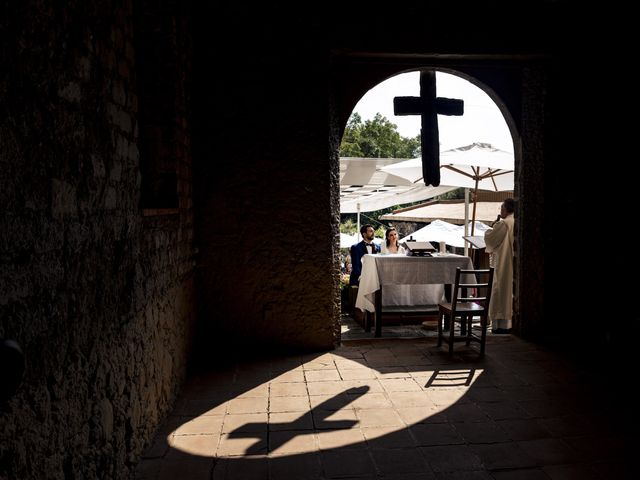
left=484, top=214, right=514, bottom=329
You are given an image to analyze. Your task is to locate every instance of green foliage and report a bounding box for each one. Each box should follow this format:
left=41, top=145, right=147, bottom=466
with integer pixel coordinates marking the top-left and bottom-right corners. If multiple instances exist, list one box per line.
left=339, top=115, right=461, bottom=236
left=339, top=218, right=384, bottom=239
left=339, top=112, right=421, bottom=158
left=340, top=113, right=364, bottom=157
left=340, top=218, right=358, bottom=235
left=437, top=188, right=465, bottom=200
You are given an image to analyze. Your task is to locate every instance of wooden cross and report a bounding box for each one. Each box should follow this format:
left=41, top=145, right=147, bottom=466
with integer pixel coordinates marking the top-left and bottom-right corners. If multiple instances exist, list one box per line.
left=394, top=71, right=464, bottom=186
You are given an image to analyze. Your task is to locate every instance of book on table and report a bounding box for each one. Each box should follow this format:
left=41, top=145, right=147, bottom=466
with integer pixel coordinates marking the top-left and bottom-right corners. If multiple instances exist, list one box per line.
left=463, top=236, right=486, bottom=249
left=403, top=241, right=435, bottom=256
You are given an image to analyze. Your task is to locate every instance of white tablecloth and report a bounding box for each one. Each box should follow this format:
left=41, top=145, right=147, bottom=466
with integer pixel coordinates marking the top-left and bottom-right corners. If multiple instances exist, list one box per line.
left=355, top=254, right=474, bottom=313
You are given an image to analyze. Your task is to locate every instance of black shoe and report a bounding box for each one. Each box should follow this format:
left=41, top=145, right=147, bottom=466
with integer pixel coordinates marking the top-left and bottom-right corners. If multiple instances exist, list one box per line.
left=491, top=328, right=512, bottom=334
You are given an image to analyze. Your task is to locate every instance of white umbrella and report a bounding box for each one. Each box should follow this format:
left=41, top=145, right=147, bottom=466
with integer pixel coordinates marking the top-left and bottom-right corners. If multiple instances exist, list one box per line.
left=340, top=233, right=359, bottom=249
left=380, top=143, right=513, bottom=189
left=339, top=233, right=383, bottom=248
left=380, top=142, right=514, bottom=235
left=400, top=219, right=490, bottom=249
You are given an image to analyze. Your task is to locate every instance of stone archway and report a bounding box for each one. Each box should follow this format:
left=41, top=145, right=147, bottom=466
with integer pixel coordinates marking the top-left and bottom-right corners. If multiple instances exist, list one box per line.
left=330, top=57, right=546, bottom=340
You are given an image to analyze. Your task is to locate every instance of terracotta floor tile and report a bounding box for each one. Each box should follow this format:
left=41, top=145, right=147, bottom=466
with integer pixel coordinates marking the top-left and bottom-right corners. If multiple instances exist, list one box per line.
left=174, top=415, right=225, bottom=436
left=387, top=390, right=434, bottom=408
left=269, top=411, right=314, bottom=431
left=316, top=428, right=367, bottom=450
left=222, top=413, right=268, bottom=434
left=270, top=370, right=305, bottom=383
left=227, top=397, right=268, bottom=414
left=362, top=426, right=417, bottom=449
left=351, top=392, right=394, bottom=410
left=320, top=449, right=377, bottom=478
left=217, top=433, right=267, bottom=457
left=419, top=445, right=483, bottom=473
left=311, top=408, right=359, bottom=430
left=304, top=369, right=341, bottom=382
left=356, top=408, right=404, bottom=428
left=269, top=431, right=318, bottom=455
left=269, top=382, right=308, bottom=397
left=370, top=448, right=430, bottom=475
left=137, top=335, right=632, bottom=479
left=168, top=434, right=219, bottom=457
left=269, top=395, right=310, bottom=413
left=338, top=368, right=377, bottom=380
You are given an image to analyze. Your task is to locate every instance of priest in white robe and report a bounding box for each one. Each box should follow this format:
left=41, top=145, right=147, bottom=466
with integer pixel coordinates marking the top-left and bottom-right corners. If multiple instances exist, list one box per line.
left=484, top=198, right=515, bottom=333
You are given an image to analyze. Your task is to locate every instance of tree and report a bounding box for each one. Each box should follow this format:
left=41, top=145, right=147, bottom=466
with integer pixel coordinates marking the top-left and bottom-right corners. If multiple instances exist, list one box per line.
left=339, top=112, right=444, bottom=236
left=436, top=188, right=465, bottom=200
left=339, top=113, right=364, bottom=157
left=339, top=113, right=420, bottom=158
left=340, top=218, right=358, bottom=235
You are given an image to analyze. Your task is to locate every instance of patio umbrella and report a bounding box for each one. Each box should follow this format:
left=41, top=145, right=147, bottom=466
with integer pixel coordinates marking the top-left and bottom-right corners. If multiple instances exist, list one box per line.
left=399, top=219, right=490, bottom=249
left=339, top=232, right=383, bottom=249
left=379, top=142, right=514, bottom=235
left=340, top=233, right=359, bottom=249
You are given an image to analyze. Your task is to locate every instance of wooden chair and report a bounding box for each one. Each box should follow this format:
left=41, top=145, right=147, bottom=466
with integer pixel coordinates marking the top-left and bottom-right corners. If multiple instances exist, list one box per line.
left=438, top=267, right=494, bottom=357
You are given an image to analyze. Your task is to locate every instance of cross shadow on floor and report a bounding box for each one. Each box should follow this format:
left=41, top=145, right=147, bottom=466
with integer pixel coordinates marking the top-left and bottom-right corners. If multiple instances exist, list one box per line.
left=227, top=386, right=368, bottom=455
left=135, top=335, right=634, bottom=480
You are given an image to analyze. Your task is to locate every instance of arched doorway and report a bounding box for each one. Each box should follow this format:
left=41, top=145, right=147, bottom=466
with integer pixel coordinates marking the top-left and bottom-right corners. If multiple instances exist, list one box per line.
left=335, top=66, right=524, bottom=340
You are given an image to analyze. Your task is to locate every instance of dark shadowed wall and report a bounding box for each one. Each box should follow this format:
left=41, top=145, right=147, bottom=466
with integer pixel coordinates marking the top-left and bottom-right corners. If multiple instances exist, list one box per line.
left=0, top=1, right=195, bottom=478
left=191, top=5, right=341, bottom=355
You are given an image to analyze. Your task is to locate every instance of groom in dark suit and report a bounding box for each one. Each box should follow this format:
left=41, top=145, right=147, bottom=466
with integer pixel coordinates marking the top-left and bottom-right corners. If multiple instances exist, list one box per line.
left=349, top=224, right=380, bottom=286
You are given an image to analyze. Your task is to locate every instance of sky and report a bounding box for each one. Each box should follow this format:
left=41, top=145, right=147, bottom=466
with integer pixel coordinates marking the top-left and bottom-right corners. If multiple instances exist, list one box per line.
left=351, top=71, right=514, bottom=153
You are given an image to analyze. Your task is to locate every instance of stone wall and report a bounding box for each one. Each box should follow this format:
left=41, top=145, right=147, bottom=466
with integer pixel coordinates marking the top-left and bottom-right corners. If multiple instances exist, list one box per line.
left=0, top=1, right=195, bottom=478
left=191, top=5, right=341, bottom=357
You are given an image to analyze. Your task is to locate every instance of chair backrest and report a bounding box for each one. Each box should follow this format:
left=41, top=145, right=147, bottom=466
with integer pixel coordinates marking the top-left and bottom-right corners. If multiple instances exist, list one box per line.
left=450, top=267, right=494, bottom=314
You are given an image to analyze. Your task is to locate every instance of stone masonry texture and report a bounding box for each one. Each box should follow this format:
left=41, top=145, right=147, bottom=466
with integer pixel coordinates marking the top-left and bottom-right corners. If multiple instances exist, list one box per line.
left=0, top=1, right=195, bottom=478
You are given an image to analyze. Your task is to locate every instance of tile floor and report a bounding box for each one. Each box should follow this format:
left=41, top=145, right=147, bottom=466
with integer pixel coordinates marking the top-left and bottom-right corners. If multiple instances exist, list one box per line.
left=340, top=314, right=435, bottom=340
left=135, top=331, right=632, bottom=479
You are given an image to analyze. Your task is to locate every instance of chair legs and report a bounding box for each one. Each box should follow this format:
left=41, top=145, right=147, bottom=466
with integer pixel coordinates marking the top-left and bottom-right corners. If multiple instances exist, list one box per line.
left=438, top=313, right=487, bottom=357
left=438, top=312, right=459, bottom=355
left=465, top=316, right=471, bottom=346
left=479, top=315, right=487, bottom=357
left=448, top=317, right=455, bottom=355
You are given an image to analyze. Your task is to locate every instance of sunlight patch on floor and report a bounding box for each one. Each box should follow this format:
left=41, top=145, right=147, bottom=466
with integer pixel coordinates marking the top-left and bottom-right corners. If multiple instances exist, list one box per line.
left=165, top=348, right=484, bottom=457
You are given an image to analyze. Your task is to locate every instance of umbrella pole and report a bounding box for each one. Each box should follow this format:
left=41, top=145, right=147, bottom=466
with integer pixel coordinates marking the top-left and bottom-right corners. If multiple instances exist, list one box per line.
left=471, top=178, right=479, bottom=236
left=357, top=203, right=360, bottom=235
left=464, top=188, right=469, bottom=257
left=471, top=196, right=479, bottom=236
left=470, top=179, right=480, bottom=264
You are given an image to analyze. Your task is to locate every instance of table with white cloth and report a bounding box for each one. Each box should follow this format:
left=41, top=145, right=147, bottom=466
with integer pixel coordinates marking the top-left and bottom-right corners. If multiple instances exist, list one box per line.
left=355, top=253, right=474, bottom=337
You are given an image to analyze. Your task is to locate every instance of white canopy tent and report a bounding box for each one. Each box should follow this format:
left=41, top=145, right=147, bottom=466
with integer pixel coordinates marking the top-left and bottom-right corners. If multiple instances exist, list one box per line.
left=380, top=200, right=504, bottom=224
left=340, top=157, right=456, bottom=214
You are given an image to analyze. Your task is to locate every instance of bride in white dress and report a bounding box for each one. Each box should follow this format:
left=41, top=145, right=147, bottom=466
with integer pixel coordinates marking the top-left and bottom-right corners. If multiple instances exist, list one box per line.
left=380, top=227, right=406, bottom=255
left=381, top=226, right=443, bottom=308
